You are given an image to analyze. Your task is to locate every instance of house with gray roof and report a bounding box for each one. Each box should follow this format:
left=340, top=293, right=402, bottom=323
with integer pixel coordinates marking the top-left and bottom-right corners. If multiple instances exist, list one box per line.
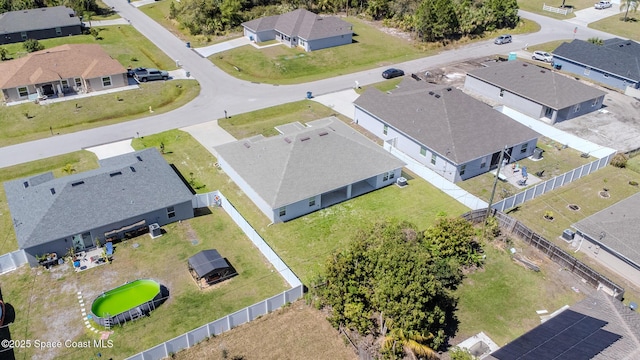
left=4, top=148, right=194, bottom=266
left=241, top=8, right=352, bottom=51
left=486, top=290, right=640, bottom=360
left=213, top=117, right=405, bottom=223
left=353, top=79, right=539, bottom=183
left=552, top=38, right=640, bottom=92
left=572, top=192, right=640, bottom=288
left=464, top=60, right=607, bottom=124
left=0, top=6, right=82, bottom=45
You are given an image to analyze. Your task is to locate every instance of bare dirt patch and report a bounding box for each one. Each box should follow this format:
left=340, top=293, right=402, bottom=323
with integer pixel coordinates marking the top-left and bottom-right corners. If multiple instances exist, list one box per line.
left=173, top=301, right=357, bottom=360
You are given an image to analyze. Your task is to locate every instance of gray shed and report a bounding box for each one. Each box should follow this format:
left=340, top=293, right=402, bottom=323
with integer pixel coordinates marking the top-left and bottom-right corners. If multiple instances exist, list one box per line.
left=188, top=249, right=237, bottom=288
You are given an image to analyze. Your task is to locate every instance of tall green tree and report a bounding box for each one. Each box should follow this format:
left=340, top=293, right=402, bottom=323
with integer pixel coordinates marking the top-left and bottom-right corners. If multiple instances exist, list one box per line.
left=620, top=0, right=638, bottom=21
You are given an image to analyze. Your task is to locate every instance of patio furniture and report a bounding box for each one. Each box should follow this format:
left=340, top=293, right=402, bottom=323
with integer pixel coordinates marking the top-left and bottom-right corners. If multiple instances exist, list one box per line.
left=106, top=242, right=114, bottom=260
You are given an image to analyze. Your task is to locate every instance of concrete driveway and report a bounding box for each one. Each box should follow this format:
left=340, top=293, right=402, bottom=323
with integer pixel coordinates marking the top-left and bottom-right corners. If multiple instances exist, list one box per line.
left=195, top=37, right=251, bottom=57
left=564, top=5, right=622, bottom=27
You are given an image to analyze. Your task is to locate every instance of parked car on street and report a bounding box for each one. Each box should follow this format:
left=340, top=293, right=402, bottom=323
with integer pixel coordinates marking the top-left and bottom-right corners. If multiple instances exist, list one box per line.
left=382, top=68, right=404, bottom=79
left=532, top=51, right=553, bottom=62
left=594, top=1, right=612, bottom=9
left=494, top=34, right=512, bottom=45
left=134, top=68, right=169, bottom=82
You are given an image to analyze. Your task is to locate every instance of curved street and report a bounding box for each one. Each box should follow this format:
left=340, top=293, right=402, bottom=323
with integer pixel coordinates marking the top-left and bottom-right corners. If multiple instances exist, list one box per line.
left=0, top=6, right=619, bottom=168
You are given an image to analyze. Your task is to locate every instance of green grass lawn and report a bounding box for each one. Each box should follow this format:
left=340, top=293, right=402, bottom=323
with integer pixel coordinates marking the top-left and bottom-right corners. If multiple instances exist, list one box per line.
left=589, top=14, right=640, bottom=41
left=1, top=132, right=288, bottom=359
left=518, top=0, right=596, bottom=19
left=140, top=0, right=239, bottom=47
left=0, top=80, right=199, bottom=147
left=527, top=39, right=572, bottom=53
left=458, top=137, right=594, bottom=202
left=1, top=25, right=176, bottom=71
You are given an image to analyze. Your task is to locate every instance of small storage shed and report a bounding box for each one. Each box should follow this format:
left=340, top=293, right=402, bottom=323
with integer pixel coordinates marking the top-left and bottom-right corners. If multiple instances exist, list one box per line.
left=188, top=249, right=237, bottom=288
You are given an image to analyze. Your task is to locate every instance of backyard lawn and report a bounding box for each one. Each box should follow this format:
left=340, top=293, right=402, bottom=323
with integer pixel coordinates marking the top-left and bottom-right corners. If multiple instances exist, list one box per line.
left=0, top=79, right=199, bottom=147
left=1, top=134, right=288, bottom=359
left=589, top=14, right=640, bottom=41
left=458, top=137, right=595, bottom=202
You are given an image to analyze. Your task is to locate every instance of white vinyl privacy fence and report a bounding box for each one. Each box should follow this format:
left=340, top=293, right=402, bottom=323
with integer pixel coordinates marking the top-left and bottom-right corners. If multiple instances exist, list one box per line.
left=0, top=250, right=27, bottom=275
left=126, top=285, right=304, bottom=360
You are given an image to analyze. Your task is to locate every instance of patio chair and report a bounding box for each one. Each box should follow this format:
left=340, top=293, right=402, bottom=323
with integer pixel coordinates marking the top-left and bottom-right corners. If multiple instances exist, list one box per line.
left=106, top=242, right=114, bottom=260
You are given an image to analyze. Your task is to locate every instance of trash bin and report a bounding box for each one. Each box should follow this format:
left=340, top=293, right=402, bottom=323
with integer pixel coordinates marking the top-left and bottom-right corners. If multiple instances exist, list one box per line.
left=554, top=64, right=562, bottom=70
left=186, top=42, right=191, bottom=48
left=306, top=91, right=312, bottom=99
left=185, top=71, right=190, bottom=78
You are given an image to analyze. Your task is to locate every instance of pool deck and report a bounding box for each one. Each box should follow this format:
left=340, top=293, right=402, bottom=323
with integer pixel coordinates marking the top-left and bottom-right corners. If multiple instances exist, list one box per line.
left=74, top=247, right=110, bottom=272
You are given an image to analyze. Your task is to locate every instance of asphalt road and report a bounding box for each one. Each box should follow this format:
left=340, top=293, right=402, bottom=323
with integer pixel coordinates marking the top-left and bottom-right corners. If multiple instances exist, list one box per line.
left=0, top=8, right=617, bottom=169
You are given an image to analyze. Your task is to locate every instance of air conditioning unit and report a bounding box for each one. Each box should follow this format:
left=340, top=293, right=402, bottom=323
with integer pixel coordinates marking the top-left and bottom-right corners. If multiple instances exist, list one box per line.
left=562, top=229, right=575, bottom=242
left=396, top=177, right=408, bottom=187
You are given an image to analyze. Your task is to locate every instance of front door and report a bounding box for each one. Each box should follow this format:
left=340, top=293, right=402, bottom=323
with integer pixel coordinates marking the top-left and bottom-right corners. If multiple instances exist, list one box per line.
left=42, top=84, right=54, bottom=95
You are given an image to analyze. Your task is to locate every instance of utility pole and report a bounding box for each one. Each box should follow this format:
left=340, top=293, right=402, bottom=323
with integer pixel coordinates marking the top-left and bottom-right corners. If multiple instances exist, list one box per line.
left=486, top=146, right=507, bottom=220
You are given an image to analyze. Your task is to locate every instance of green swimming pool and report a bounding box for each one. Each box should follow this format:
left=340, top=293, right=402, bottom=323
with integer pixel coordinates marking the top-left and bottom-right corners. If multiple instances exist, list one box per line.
left=91, top=279, right=167, bottom=326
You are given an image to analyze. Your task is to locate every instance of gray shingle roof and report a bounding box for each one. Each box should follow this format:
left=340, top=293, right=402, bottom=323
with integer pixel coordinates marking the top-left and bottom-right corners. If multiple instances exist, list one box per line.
left=0, top=6, right=80, bottom=35
left=486, top=291, right=640, bottom=360
left=572, top=192, right=640, bottom=268
left=4, top=148, right=194, bottom=249
left=353, top=79, right=539, bottom=164
left=188, top=249, right=231, bottom=278
left=214, top=117, right=405, bottom=209
left=242, top=9, right=352, bottom=41
left=553, top=39, right=640, bottom=82
left=466, top=60, right=607, bottom=110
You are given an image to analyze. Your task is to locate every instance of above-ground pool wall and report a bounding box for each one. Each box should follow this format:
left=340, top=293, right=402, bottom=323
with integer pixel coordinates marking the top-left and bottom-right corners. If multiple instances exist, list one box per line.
left=92, top=283, right=169, bottom=327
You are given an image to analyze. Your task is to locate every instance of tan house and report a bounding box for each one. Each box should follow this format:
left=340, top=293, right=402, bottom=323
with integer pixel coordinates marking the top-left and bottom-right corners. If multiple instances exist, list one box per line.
left=0, top=44, right=127, bottom=103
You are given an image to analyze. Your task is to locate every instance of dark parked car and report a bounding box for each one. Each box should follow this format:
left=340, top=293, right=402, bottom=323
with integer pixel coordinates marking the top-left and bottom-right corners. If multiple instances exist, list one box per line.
left=382, top=68, right=404, bottom=79
left=494, top=34, right=512, bottom=45
left=127, top=67, right=147, bottom=77
left=134, top=68, right=169, bottom=82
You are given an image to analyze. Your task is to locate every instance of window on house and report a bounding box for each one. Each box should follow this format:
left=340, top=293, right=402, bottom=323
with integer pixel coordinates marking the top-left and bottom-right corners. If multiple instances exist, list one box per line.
left=431, top=154, right=437, bottom=165
left=383, top=125, right=388, bottom=135
left=499, top=89, right=505, bottom=97
left=102, top=76, right=112, bottom=87
left=481, top=157, right=487, bottom=168
left=574, top=104, right=581, bottom=113
left=420, top=147, right=427, bottom=157
left=460, top=165, right=466, bottom=176
left=167, top=206, right=176, bottom=218
left=521, top=143, right=528, bottom=154
left=21, top=32, right=27, bottom=40
left=308, top=197, right=315, bottom=207
left=75, top=78, right=82, bottom=88
left=279, top=207, right=286, bottom=217
left=61, top=80, right=68, bottom=87
left=389, top=171, right=395, bottom=179
left=584, top=67, right=591, bottom=75
left=55, top=27, right=62, bottom=35
left=18, top=87, right=28, bottom=97
left=383, top=172, right=389, bottom=181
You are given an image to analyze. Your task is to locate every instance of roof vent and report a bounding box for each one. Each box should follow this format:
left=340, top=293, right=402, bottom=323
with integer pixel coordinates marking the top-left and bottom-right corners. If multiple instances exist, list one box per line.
left=71, top=181, right=85, bottom=187
left=428, top=91, right=434, bottom=95
left=110, top=171, right=122, bottom=177
left=540, top=70, right=546, bottom=73
left=446, top=87, right=452, bottom=91
left=434, top=94, right=441, bottom=98
left=318, top=131, right=329, bottom=136
left=284, top=137, right=292, bottom=143
left=130, top=166, right=136, bottom=173
left=523, top=63, right=528, bottom=67
left=23, top=181, right=29, bottom=188
left=300, top=136, right=311, bottom=142
left=136, top=156, right=143, bottom=161
left=243, top=142, right=251, bottom=148
left=50, top=188, right=56, bottom=195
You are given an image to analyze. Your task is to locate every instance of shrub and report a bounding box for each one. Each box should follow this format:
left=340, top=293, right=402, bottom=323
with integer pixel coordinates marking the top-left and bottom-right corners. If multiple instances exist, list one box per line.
left=610, top=153, right=628, bottom=168
left=23, top=39, right=44, bottom=53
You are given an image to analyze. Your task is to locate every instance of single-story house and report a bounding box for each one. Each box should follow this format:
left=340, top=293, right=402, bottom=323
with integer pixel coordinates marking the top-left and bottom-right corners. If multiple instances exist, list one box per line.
left=214, top=117, right=405, bottom=223
left=4, top=148, right=195, bottom=266
left=464, top=60, right=607, bottom=124
left=0, top=6, right=82, bottom=45
left=188, top=249, right=238, bottom=288
left=241, top=8, right=352, bottom=51
left=353, top=79, right=539, bottom=183
left=552, top=38, right=640, bottom=92
left=0, top=43, right=128, bottom=103
left=572, top=192, right=640, bottom=288
left=487, top=290, right=639, bottom=359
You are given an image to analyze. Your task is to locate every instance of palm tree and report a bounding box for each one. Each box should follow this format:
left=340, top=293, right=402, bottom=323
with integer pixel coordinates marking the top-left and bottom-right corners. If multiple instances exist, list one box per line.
left=382, top=327, right=438, bottom=360
left=620, top=0, right=638, bottom=21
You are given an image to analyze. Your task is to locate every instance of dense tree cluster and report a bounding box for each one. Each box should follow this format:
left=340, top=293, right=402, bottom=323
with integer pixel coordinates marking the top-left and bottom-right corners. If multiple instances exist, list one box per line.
left=167, top=0, right=519, bottom=41
left=315, top=218, right=483, bottom=359
left=0, top=0, right=100, bottom=19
